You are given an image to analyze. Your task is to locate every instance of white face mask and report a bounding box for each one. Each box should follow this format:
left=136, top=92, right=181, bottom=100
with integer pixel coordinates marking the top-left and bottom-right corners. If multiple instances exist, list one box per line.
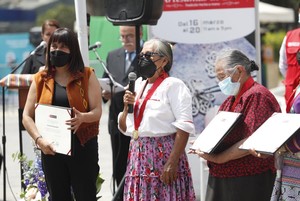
left=298, top=13, right=300, bottom=23
left=218, top=68, right=241, bottom=96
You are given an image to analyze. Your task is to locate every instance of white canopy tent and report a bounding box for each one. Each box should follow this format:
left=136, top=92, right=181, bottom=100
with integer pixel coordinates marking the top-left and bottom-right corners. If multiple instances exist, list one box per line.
left=259, top=2, right=295, bottom=23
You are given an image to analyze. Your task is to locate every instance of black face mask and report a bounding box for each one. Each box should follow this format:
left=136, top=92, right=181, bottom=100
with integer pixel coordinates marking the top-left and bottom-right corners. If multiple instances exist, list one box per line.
left=138, top=58, right=158, bottom=78
left=50, top=50, right=70, bottom=67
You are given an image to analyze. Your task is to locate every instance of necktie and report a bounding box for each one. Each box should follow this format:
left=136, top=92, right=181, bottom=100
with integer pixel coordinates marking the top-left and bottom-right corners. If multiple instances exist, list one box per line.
left=125, top=52, right=134, bottom=72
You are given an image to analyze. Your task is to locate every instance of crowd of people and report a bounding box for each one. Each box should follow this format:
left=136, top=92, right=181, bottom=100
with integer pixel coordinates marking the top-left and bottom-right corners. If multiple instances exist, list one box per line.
left=20, top=7, right=300, bottom=200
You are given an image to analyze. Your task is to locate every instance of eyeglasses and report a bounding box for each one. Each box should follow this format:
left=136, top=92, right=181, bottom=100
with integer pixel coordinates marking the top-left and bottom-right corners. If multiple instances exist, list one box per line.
left=138, top=51, right=163, bottom=60
left=217, top=67, right=237, bottom=81
left=119, top=34, right=134, bottom=41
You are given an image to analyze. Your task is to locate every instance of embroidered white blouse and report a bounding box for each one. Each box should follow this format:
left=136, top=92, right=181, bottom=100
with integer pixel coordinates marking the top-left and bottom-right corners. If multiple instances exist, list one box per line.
left=118, top=76, right=195, bottom=138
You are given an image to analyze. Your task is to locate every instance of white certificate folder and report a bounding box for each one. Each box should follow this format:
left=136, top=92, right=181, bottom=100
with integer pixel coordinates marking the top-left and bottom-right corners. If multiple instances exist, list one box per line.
left=35, top=104, right=73, bottom=156
left=240, top=112, right=300, bottom=154
left=190, top=111, right=242, bottom=153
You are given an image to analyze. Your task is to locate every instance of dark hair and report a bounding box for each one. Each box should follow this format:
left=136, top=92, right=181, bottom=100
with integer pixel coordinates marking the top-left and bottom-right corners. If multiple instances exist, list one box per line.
left=45, top=28, right=84, bottom=74
left=42, top=19, right=60, bottom=34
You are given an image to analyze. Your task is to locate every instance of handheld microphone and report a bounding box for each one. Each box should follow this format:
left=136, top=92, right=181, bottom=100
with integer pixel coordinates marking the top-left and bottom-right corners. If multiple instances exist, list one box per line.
left=89, top=41, right=101, bottom=51
left=31, top=41, right=47, bottom=55
left=128, top=72, right=137, bottom=113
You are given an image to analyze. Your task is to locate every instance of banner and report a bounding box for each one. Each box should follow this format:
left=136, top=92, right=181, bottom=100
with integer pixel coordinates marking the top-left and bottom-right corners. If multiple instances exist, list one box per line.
left=150, top=0, right=258, bottom=134
left=152, top=0, right=255, bottom=44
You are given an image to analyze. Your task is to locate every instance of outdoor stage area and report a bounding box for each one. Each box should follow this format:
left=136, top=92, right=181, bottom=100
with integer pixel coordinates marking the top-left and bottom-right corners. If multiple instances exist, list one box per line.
left=0, top=92, right=202, bottom=201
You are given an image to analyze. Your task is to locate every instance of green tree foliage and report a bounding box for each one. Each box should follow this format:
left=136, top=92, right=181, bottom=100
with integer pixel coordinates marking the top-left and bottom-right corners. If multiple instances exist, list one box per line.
left=262, top=31, right=286, bottom=62
left=36, top=4, right=76, bottom=30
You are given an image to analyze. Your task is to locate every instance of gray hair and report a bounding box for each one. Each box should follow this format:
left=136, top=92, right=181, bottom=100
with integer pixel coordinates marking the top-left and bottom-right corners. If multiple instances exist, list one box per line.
left=215, top=49, right=258, bottom=74
left=143, top=38, right=173, bottom=73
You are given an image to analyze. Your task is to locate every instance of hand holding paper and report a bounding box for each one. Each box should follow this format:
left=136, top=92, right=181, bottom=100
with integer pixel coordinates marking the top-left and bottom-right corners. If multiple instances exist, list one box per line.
left=66, top=107, right=82, bottom=133
left=190, top=111, right=242, bottom=154
left=35, top=104, right=73, bottom=156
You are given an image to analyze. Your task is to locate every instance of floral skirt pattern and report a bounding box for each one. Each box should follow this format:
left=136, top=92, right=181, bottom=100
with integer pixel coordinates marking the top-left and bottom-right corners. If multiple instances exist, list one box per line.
left=123, top=134, right=196, bottom=201
left=271, top=153, right=300, bottom=201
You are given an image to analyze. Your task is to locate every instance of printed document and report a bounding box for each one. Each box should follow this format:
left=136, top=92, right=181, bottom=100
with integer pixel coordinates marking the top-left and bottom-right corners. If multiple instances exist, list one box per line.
left=190, top=111, right=242, bottom=153
left=35, top=104, right=73, bottom=155
left=240, top=112, right=300, bottom=154
left=239, top=112, right=300, bottom=154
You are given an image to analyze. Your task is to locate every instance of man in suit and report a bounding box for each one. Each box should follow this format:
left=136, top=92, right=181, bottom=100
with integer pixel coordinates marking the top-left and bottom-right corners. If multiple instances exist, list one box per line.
left=102, top=25, right=142, bottom=199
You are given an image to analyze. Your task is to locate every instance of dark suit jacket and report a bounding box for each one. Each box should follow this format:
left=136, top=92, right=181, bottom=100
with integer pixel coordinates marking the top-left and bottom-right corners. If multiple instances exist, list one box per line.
left=21, top=47, right=46, bottom=74
left=103, top=47, right=140, bottom=135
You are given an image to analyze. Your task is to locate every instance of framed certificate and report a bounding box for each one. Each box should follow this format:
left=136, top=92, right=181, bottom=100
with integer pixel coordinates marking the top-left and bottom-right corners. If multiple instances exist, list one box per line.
left=239, top=112, right=300, bottom=154
left=35, top=104, right=73, bottom=156
left=190, top=111, right=242, bottom=153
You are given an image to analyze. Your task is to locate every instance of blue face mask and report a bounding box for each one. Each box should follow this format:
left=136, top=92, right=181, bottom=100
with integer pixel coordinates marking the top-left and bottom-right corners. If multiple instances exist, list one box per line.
left=218, top=69, right=240, bottom=96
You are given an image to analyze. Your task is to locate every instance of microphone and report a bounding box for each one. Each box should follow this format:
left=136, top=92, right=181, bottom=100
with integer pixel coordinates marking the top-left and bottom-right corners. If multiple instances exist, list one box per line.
left=89, top=41, right=101, bottom=50
left=128, top=72, right=137, bottom=113
left=30, top=41, right=47, bottom=55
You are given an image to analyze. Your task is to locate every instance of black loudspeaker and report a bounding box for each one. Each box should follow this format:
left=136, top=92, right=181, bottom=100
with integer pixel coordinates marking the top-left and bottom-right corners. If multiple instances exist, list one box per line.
left=105, top=0, right=164, bottom=25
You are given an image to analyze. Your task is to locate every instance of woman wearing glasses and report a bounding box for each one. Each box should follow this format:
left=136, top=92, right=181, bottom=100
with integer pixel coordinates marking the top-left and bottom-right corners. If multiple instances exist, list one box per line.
left=119, top=38, right=196, bottom=200
left=190, top=49, right=281, bottom=201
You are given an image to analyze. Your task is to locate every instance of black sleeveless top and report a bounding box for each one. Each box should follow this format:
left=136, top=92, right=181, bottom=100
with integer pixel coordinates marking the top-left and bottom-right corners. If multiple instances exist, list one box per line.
left=53, top=81, right=70, bottom=107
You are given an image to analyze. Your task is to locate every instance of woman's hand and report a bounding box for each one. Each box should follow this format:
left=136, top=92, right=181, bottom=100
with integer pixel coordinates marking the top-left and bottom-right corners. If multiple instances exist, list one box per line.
left=66, top=107, right=83, bottom=133
left=119, top=90, right=135, bottom=132
left=123, top=90, right=135, bottom=108
left=188, top=149, right=223, bottom=164
left=249, top=148, right=270, bottom=159
left=102, top=90, right=111, bottom=100
left=37, top=138, right=56, bottom=155
left=160, top=159, right=178, bottom=185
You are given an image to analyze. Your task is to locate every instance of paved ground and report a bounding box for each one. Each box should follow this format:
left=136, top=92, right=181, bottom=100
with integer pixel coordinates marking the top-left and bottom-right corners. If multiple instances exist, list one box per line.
left=0, top=92, right=202, bottom=201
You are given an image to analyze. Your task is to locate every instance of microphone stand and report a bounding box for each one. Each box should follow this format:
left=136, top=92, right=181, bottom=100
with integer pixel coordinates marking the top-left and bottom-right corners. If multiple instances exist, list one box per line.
left=2, top=86, right=6, bottom=201
left=92, top=49, right=118, bottom=89
left=91, top=48, right=119, bottom=195
left=10, top=54, right=32, bottom=74
left=92, top=24, right=141, bottom=200
left=1, top=53, right=33, bottom=201
left=11, top=41, right=45, bottom=74
left=111, top=24, right=141, bottom=201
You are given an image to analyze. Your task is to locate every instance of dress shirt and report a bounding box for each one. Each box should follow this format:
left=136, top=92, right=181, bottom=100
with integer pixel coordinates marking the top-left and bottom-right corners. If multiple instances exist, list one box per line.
left=118, top=76, right=195, bottom=137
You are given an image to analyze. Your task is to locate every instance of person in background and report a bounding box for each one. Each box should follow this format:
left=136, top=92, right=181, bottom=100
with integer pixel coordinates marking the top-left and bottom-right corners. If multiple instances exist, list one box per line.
left=21, top=19, right=60, bottom=74
left=251, top=85, right=300, bottom=201
left=189, top=49, right=281, bottom=201
left=102, top=25, right=142, bottom=199
left=272, top=88, right=300, bottom=200
left=119, top=38, right=196, bottom=200
left=22, top=28, right=102, bottom=201
left=253, top=79, right=300, bottom=200
left=278, top=3, right=300, bottom=103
